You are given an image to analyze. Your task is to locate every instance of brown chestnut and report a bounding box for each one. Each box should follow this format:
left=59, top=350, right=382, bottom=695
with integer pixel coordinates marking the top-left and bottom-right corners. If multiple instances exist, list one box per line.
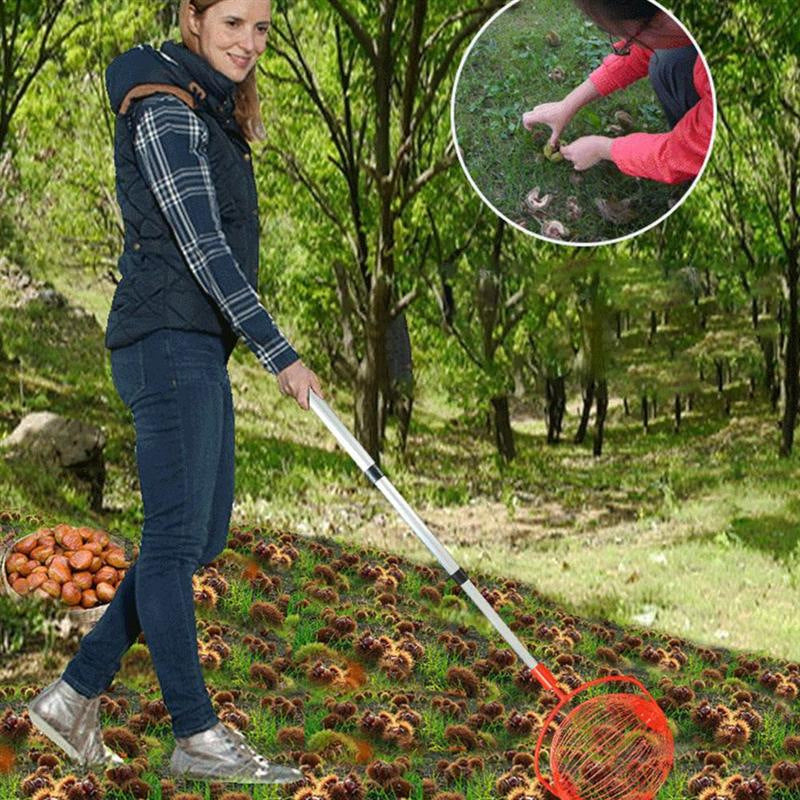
left=69, top=550, right=93, bottom=571
left=95, top=582, right=115, bottom=603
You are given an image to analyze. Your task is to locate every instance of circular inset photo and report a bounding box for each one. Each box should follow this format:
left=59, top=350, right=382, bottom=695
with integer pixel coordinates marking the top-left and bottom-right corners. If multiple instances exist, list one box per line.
left=451, top=0, right=716, bottom=245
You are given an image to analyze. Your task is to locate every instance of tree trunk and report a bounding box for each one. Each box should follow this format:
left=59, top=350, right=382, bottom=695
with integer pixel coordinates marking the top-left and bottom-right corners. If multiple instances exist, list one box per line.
left=574, top=379, right=595, bottom=444
left=592, top=379, right=608, bottom=457
left=623, top=397, right=629, bottom=415
left=715, top=360, right=724, bottom=392
left=357, top=11, right=396, bottom=463
left=355, top=332, right=384, bottom=464
left=641, top=395, right=649, bottom=433
left=385, top=312, right=414, bottom=452
left=491, top=395, right=515, bottom=461
left=674, top=393, right=682, bottom=433
left=762, top=336, right=776, bottom=396
left=780, top=256, right=799, bottom=456
left=546, top=376, right=566, bottom=444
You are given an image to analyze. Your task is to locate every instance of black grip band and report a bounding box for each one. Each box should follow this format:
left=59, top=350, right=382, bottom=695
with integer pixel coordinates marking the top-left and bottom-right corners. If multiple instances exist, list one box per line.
left=365, top=464, right=384, bottom=484
left=449, top=567, right=468, bottom=586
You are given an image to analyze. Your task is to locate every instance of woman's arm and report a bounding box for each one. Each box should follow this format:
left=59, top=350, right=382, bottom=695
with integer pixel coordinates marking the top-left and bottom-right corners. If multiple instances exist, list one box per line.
left=580, top=56, right=713, bottom=183
left=522, top=78, right=601, bottom=146
left=131, top=94, right=299, bottom=376
left=522, top=43, right=652, bottom=147
left=588, top=43, right=652, bottom=96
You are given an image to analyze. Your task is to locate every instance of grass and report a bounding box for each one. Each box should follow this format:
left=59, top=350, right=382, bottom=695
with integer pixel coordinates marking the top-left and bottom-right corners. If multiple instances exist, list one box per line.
left=417, top=642, right=458, bottom=691
left=453, top=0, right=689, bottom=242
left=2, top=523, right=800, bottom=798
left=2, top=256, right=800, bottom=664
left=420, top=707, right=451, bottom=750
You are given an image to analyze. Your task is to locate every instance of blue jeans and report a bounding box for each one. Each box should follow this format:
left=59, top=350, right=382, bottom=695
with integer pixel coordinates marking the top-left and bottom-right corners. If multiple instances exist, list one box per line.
left=62, top=328, right=234, bottom=738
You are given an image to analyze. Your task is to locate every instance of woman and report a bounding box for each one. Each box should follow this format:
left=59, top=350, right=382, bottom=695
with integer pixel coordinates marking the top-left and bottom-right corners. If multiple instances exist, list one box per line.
left=522, top=0, right=713, bottom=184
left=27, top=0, right=316, bottom=785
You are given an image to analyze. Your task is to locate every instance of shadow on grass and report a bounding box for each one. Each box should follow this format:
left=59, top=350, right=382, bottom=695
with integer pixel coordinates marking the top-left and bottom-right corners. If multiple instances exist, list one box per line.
left=728, top=513, right=800, bottom=565
left=0, top=299, right=135, bottom=525
left=0, top=300, right=112, bottom=425
left=235, top=433, right=361, bottom=502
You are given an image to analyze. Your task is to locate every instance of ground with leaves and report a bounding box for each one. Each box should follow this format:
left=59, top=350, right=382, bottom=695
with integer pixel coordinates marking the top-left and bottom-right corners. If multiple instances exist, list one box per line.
left=1, top=515, right=799, bottom=800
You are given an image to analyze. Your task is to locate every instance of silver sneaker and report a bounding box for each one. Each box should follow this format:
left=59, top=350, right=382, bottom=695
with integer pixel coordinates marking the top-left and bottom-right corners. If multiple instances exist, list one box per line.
left=170, top=721, right=304, bottom=784
left=27, top=678, right=124, bottom=768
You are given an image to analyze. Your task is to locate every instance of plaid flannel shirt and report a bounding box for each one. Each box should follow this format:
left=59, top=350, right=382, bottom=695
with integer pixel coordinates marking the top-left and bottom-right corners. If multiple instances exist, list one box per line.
left=131, top=94, right=299, bottom=374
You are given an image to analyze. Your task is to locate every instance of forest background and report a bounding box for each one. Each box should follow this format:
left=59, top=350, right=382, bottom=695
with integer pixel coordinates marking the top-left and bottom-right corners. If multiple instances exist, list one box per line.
left=0, top=0, right=799, bottom=662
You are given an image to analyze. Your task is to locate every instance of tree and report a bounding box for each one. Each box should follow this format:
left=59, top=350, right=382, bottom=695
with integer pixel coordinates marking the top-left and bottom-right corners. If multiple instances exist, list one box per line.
left=707, top=7, right=800, bottom=455
left=0, top=0, right=88, bottom=154
left=429, top=213, right=528, bottom=461
left=6, top=2, right=166, bottom=285
left=571, top=265, right=612, bottom=456
left=261, top=0, right=504, bottom=461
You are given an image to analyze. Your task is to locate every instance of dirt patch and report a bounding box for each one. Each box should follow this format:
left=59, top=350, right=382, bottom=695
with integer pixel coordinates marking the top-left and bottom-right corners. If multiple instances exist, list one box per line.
left=349, top=491, right=645, bottom=562
left=0, top=648, right=69, bottom=686
left=353, top=499, right=591, bottom=556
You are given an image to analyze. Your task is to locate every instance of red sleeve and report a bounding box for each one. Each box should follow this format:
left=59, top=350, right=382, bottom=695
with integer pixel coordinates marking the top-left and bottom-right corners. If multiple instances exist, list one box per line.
left=589, top=43, right=652, bottom=95
left=609, top=57, right=713, bottom=184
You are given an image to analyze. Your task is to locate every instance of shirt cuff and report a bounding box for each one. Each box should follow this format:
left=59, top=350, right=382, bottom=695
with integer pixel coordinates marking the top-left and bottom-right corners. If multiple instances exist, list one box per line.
left=264, top=345, right=301, bottom=375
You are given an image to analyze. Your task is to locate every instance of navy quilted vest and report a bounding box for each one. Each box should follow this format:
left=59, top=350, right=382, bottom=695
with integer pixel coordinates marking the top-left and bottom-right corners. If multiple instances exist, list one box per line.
left=104, top=41, right=259, bottom=354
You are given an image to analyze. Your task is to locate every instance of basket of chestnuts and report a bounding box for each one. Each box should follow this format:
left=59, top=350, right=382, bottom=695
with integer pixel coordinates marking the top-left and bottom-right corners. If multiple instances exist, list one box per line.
left=1, top=523, right=137, bottom=625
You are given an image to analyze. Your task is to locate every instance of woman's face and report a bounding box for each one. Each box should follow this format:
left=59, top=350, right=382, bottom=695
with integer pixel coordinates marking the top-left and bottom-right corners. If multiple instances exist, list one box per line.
left=188, top=0, right=271, bottom=83
left=604, top=10, right=690, bottom=51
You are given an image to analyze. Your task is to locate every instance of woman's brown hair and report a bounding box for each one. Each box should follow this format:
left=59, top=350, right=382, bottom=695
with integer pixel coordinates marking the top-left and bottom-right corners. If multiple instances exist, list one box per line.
left=178, top=0, right=267, bottom=143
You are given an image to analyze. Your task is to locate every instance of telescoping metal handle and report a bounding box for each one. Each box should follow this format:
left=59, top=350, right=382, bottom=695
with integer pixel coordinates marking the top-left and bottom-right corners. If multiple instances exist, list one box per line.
left=308, top=389, right=561, bottom=691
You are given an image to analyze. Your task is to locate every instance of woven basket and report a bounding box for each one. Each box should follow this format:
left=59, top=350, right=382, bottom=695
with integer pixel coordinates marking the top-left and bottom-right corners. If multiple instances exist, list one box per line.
left=0, top=529, right=136, bottom=628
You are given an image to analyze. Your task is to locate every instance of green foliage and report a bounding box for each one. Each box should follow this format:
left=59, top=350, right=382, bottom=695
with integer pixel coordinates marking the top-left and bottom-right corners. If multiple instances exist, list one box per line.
left=292, top=622, right=328, bottom=652
left=0, top=592, right=51, bottom=655
left=416, top=641, right=456, bottom=690
left=306, top=728, right=357, bottom=759
left=293, top=641, right=340, bottom=663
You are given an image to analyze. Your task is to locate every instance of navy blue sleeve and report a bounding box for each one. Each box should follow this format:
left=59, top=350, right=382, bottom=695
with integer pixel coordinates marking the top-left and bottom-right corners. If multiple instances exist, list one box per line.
left=131, top=94, right=299, bottom=374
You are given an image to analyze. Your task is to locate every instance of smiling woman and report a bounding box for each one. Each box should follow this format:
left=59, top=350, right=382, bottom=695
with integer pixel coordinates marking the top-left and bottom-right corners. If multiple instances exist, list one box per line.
left=181, top=0, right=272, bottom=141
left=25, top=0, right=320, bottom=787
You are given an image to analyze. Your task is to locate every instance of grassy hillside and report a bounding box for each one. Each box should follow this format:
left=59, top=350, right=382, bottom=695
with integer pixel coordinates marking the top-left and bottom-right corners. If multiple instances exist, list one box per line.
left=2, top=519, right=799, bottom=800
left=0, top=259, right=799, bottom=663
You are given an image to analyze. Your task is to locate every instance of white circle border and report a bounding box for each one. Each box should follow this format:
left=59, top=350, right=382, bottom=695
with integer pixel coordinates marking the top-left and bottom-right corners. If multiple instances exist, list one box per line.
left=449, top=0, right=719, bottom=248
